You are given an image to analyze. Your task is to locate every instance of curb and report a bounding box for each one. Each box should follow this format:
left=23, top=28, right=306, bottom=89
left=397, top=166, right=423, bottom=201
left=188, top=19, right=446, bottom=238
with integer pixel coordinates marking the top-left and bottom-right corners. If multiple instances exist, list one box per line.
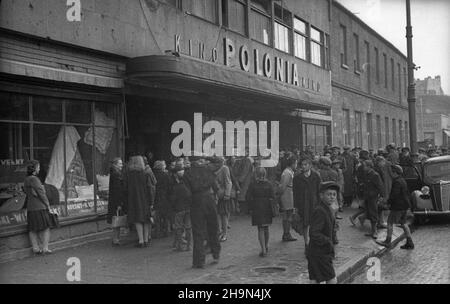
left=336, top=229, right=406, bottom=284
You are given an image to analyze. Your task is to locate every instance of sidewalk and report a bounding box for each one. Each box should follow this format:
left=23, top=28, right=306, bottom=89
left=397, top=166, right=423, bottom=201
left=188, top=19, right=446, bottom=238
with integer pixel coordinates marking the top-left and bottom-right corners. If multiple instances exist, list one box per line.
left=0, top=207, right=404, bottom=284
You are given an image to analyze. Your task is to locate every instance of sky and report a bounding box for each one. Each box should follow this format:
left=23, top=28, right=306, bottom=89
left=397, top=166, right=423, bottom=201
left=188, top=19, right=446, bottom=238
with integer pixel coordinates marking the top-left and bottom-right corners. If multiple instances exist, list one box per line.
left=337, top=0, right=450, bottom=95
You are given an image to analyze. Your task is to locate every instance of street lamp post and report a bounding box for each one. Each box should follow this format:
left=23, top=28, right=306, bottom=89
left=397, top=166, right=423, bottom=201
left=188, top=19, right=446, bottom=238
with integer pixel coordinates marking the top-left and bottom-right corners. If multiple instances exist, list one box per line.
left=406, top=0, right=418, bottom=153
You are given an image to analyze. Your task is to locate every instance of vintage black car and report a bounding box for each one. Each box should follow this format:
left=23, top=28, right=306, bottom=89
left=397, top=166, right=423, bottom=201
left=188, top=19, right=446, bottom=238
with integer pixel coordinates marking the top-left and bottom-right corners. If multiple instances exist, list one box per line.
left=402, top=155, right=450, bottom=224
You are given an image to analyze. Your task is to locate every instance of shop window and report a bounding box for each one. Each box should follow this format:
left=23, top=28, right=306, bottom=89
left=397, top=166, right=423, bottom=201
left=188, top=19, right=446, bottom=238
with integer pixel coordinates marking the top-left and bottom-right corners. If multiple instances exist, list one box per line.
left=222, top=0, right=247, bottom=35
left=0, top=92, right=121, bottom=230
left=250, top=0, right=271, bottom=46
left=66, top=100, right=91, bottom=124
left=303, top=123, right=329, bottom=154
left=385, top=117, right=390, bottom=145
left=294, top=17, right=307, bottom=60
left=355, top=111, right=362, bottom=148
left=32, top=96, right=62, bottom=122
left=0, top=92, right=29, bottom=121
left=376, top=115, right=382, bottom=149
left=184, top=0, right=218, bottom=24
left=343, top=109, right=351, bottom=146
left=311, top=27, right=324, bottom=67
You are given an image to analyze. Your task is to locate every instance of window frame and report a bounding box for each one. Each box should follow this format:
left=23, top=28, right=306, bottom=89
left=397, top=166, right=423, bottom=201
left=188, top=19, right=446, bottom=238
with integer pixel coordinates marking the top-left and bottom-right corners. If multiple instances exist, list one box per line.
left=355, top=111, right=363, bottom=148
left=293, top=16, right=308, bottom=61
left=375, top=47, right=380, bottom=84
left=343, top=109, right=351, bottom=146
left=383, top=53, right=388, bottom=88
left=353, top=33, right=361, bottom=74
left=249, top=0, right=273, bottom=46
left=310, top=26, right=324, bottom=68
left=340, top=24, right=348, bottom=69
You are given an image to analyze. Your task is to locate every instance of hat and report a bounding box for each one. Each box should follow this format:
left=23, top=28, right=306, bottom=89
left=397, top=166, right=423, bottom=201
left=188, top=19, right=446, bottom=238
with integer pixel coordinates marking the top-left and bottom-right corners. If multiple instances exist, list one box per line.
left=153, top=160, right=166, bottom=170
left=391, top=165, right=403, bottom=175
left=401, top=147, right=410, bottom=152
left=172, top=163, right=184, bottom=172
left=343, top=145, right=351, bottom=150
left=359, top=150, right=370, bottom=160
left=332, top=158, right=342, bottom=164
left=332, top=146, right=340, bottom=150
left=319, top=157, right=332, bottom=166
left=319, top=181, right=340, bottom=193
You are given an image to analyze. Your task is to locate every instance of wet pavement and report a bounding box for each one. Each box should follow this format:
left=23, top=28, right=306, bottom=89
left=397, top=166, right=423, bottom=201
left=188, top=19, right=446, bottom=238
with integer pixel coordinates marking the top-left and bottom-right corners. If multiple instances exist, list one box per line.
left=0, top=207, right=405, bottom=284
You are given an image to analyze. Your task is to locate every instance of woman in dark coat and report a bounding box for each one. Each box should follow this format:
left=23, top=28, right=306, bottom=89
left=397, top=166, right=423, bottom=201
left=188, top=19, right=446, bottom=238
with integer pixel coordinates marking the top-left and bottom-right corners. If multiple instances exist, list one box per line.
left=124, top=156, right=152, bottom=247
left=107, top=157, right=125, bottom=246
left=293, top=157, right=322, bottom=250
left=246, top=167, right=275, bottom=257
left=24, top=160, right=52, bottom=255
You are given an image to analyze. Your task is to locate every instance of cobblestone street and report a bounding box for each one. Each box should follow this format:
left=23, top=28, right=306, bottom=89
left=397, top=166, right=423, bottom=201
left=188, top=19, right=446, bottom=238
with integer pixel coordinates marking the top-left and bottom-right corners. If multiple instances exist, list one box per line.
left=0, top=208, right=402, bottom=284
left=350, top=216, right=450, bottom=284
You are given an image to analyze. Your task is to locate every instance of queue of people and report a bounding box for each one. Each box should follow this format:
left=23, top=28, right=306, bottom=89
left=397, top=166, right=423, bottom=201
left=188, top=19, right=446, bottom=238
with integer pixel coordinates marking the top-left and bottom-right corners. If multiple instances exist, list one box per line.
left=24, top=142, right=448, bottom=283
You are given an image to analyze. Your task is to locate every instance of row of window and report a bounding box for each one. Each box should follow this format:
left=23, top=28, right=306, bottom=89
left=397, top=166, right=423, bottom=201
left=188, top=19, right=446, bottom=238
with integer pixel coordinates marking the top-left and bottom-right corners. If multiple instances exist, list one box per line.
left=167, top=0, right=330, bottom=69
left=340, top=25, right=408, bottom=103
left=343, top=109, right=409, bottom=149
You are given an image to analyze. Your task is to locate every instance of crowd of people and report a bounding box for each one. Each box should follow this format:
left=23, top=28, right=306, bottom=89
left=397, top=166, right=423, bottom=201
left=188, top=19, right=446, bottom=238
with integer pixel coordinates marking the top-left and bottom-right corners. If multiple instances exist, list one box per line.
left=23, top=143, right=449, bottom=283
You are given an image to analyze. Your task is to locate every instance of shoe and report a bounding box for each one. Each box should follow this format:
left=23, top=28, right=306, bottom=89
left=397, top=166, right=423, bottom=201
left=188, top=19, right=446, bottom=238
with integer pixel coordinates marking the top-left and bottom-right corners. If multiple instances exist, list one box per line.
left=42, top=249, right=53, bottom=255
left=400, top=240, right=415, bottom=250
left=376, top=240, right=392, bottom=248
left=33, top=249, right=43, bottom=255
left=112, top=242, right=121, bottom=247
left=377, top=223, right=388, bottom=229
left=282, top=235, right=297, bottom=242
left=358, top=217, right=365, bottom=227
left=220, top=235, right=227, bottom=242
left=135, top=243, right=145, bottom=248
left=259, top=252, right=267, bottom=257
left=335, top=215, right=343, bottom=220
left=192, top=264, right=205, bottom=269
left=333, top=238, right=339, bottom=245
left=372, top=231, right=378, bottom=239
left=349, top=216, right=356, bottom=226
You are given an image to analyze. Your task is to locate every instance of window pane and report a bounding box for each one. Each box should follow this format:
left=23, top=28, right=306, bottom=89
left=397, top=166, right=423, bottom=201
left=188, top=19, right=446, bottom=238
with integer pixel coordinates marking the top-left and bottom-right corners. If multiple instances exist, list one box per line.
left=66, top=100, right=91, bottom=124
left=311, top=27, right=321, bottom=42
left=34, top=124, right=69, bottom=216
left=311, top=41, right=321, bottom=66
left=274, top=22, right=289, bottom=53
left=251, top=0, right=270, bottom=14
left=0, top=92, right=29, bottom=121
left=228, top=0, right=246, bottom=34
left=294, top=33, right=306, bottom=59
left=185, top=0, right=217, bottom=23
left=250, top=10, right=271, bottom=45
left=32, top=96, right=62, bottom=122
left=294, top=18, right=306, bottom=34
left=0, top=122, right=30, bottom=228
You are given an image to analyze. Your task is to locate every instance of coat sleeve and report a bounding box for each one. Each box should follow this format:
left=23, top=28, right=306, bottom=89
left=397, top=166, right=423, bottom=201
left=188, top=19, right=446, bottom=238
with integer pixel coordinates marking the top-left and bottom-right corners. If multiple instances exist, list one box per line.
left=223, top=166, right=232, bottom=199
left=30, top=177, right=50, bottom=209
left=372, top=172, right=384, bottom=197
left=309, top=208, right=332, bottom=247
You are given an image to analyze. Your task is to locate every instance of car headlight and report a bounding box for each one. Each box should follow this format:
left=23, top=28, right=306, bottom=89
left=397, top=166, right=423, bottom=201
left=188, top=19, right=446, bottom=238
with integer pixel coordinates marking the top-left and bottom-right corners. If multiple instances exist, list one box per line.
left=421, top=186, right=430, bottom=195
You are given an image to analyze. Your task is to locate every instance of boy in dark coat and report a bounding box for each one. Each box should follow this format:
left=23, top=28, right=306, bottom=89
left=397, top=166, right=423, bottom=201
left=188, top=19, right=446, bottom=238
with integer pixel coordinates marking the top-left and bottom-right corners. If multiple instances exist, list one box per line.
left=377, top=165, right=415, bottom=249
left=169, top=163, right=192, bottom=251
left=307, top=181, right=340, bottom=284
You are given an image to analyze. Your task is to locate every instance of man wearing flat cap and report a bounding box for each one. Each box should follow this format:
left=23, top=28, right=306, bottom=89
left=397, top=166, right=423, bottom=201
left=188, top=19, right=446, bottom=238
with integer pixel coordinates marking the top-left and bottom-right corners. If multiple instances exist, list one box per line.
left=184, top=155, right=221, bottom=268
left=307, top=181, right=339, bottom=284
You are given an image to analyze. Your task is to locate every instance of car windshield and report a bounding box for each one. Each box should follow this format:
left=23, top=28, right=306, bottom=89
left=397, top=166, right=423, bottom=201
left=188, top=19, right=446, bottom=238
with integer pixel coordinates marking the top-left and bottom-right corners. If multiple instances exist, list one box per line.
left=424, top=162, right=450, bottom=184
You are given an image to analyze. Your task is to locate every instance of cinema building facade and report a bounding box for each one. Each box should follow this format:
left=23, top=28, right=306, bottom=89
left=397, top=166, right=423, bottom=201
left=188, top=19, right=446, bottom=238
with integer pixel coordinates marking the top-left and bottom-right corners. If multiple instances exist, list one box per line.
left=0, top=0, right=408, bottom=260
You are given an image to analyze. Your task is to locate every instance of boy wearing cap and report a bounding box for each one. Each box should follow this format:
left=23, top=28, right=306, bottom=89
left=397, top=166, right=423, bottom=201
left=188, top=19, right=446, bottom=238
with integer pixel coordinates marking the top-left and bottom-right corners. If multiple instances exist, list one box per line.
left=307, top=181, right=339, bottom=284
left=377, top=165, right=414, bottom=249
left=169, top=163, right=192, bottom=251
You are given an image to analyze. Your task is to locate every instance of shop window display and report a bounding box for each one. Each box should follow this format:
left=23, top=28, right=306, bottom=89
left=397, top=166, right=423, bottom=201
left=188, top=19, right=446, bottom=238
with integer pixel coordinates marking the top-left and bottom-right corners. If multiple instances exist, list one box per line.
left=0, top=92, right=29, bottom=121
left=0, top=93, right=121, bottom=230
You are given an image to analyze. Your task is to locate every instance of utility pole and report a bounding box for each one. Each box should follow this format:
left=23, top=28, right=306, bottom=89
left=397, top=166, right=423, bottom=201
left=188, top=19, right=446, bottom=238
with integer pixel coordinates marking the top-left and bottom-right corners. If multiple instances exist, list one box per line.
left=406, top=0, right=417, bottom=153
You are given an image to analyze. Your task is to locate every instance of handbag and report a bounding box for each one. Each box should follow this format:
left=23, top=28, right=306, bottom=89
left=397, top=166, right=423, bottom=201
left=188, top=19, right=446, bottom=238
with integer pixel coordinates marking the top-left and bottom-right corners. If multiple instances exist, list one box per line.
left=111, top=207, right=128, bottom=228
left=270, top=198, right=279, bottom=217
left=48, top=211, right=59, bottom=228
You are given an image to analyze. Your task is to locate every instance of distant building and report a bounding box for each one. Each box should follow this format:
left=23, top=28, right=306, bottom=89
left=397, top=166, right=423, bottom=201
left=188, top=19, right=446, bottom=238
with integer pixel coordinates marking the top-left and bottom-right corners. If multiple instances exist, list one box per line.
left=416, top=76, right=445, bottom=96
left=416, top=95, right=450, bottom=147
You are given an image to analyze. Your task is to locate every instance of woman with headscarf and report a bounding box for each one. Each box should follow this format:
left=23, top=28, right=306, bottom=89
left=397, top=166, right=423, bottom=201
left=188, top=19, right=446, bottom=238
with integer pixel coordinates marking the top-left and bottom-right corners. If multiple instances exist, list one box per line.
left=24, top=160, right=52, bottom=255
left=107, top=157, right=126, bottom=246
left=246, top=167, right=275, bottom=257
left=124, top=155, right=153, bottom=247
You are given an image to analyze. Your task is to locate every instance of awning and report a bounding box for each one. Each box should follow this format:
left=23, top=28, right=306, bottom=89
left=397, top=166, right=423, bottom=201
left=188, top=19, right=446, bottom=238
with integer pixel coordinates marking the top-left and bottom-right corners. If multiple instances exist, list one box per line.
left=444, top=130, right=450, bottom=137
left=125, top=55, right=330, bottom=113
